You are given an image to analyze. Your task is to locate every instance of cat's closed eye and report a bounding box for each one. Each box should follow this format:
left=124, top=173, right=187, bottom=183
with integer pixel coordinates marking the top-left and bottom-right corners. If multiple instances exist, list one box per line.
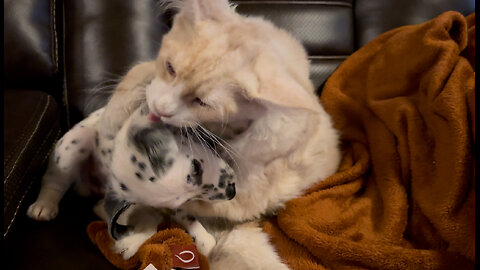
left=193, top=97, right=210, bottom=108
left=166, top=61, right=176, bottom=77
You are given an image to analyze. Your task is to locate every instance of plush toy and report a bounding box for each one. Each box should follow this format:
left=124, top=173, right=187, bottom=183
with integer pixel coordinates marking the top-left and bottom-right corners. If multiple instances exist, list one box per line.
left=87, top=219, right=210, bottom=270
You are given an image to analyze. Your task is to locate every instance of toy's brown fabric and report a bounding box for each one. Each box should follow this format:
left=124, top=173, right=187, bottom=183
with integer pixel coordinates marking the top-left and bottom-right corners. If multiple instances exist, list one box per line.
left=87, top=221, right=209, bottom=270
left=263, top=11, right=475, bottom=269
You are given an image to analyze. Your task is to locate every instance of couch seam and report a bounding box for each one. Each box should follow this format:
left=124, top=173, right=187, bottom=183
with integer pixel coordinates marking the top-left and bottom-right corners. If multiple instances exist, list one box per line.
left=52, top=0, right=58, bottom=72
left=4, top=179, right=34, bottom=238
left=3, top=129, right=60, bottom=238
left=4, top=126, right=59, bottom=209
left=4, top=96, right=52, bottom=184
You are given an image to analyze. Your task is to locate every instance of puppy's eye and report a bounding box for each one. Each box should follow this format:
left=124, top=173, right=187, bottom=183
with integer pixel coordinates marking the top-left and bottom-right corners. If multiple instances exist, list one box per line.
left=193, top=97, right=210, bottom=108
left=166, top=61, right=176, bottom=77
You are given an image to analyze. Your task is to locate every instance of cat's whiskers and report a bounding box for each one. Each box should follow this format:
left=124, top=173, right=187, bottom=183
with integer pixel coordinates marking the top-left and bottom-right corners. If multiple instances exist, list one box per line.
left=186, top=122, right=215, bottom=165
left=194, top=122, right=242, bottom=173
left=219, top=107, right=229, bottom=137
left=196, top=123, right=240, bottom=158
left=182, top=126, right=195, bottom=156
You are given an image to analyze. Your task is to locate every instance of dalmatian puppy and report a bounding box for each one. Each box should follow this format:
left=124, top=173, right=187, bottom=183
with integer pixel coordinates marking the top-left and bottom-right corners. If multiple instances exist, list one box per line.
left=104, top=104, right=237, bottom=258
left=27, top=100, right=237, bottom=258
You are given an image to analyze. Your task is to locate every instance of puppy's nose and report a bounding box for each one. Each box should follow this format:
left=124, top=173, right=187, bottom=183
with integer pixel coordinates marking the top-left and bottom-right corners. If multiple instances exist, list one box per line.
left=226, top=183, right=236, bottom=200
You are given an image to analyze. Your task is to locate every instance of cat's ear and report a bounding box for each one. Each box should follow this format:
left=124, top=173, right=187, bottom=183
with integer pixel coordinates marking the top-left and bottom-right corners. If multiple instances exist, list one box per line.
left=169, top=0, right=235, bottom=24
left=240, top=53, right=322, bottom=113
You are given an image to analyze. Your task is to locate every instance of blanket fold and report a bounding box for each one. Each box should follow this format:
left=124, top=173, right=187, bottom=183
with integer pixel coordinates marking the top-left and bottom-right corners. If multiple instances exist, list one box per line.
left=263, top=11, right=475, bottom=270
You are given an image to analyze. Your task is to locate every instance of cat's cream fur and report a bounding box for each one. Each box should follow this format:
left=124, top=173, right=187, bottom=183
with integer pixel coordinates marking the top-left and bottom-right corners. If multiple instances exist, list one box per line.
left=143, top=0, right=341, bottom=268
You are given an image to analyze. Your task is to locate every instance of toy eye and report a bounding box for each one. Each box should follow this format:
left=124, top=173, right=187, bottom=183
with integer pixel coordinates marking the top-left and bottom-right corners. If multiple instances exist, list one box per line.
left=166, top=61, right=176, bottom=76
left=193, top=97, right=210, bottom=107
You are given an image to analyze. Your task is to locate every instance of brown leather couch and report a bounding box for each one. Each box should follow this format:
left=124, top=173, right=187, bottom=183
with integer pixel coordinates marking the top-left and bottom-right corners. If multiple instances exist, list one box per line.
left=4, top=0, right=474, bottom=269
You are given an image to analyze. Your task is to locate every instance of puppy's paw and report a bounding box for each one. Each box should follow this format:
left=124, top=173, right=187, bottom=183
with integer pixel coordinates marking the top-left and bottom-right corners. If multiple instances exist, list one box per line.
left=27, top=200, right=59, bottom=221
left=114, top=232, right=152, bottom=260
left=195, top=231, right=216, bottom=256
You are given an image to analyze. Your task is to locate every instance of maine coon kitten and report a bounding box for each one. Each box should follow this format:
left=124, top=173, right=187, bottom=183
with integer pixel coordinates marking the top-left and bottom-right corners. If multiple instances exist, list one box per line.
left=140, top=0, right=342, bottom=269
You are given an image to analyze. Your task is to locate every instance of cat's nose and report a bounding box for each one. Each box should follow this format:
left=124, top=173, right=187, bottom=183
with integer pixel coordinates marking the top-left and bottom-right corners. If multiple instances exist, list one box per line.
left=226, top=183, right=236, bottom=200
left=153, top=99, right=177, bottom=119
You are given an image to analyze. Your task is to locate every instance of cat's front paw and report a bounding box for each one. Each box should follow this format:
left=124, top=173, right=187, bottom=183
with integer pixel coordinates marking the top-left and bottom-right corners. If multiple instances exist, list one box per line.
left=195, top=231, right=216, bottom=256
left=114, top=232, right=152, bottom=260
left=27, top=200, right=59, bottom=221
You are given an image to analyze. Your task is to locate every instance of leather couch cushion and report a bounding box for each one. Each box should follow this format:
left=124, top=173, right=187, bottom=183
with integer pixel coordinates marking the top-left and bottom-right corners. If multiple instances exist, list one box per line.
left=234, top=0, right=354, bottom=56
left=229, top=0, right=354, bottom=93
left=4, top=0, right=62, bottom=95
left=63, top=0, right=169, bottom=119
left=4, top=89, right=61, bottom=238
left=355, top=0, right=476, bottom=47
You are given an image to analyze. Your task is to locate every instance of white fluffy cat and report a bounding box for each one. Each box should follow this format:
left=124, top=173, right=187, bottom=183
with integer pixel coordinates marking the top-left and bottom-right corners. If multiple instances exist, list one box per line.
left=141, top=0, right=341, bottom=269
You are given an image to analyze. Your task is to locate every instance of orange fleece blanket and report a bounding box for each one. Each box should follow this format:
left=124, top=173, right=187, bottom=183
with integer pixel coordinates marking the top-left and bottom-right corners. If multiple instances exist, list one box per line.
left=88, top=11, right=474, bottom=270
left=263, top=11, right=475, bottom=269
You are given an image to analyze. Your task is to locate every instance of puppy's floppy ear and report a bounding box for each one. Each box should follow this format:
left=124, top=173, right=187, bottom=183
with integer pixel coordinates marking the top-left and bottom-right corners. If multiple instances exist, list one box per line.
left=243, top=52, right=322, bottom=113
left=168, top=0, right=235, bottom=24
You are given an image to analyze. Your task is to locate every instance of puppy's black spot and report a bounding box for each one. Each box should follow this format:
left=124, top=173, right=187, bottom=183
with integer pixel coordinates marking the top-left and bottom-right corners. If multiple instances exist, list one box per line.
left=138, top=162, right=146, bottom=171
left=209, top=193, right=226, bottom=200
left=71, top=139, right=78, bottom=144
left=129, top=125, right=174, bottom=175
left=200, top=159, right=204, bottom=163
left=186, top=215, right=196, bottom=222
left=80, top=125, right=85, bottom=128
left=149, top=177, right=156, bottom=182
left=101, top=149, right=106, bottom=156
left=218, top=170, right=233, bottom=189
left=214, top=188, right=218, bottom=192
left=202, top=184, right=214, bottom=190
left=186, top=175, right=192, bottom=184
left=192, top=236, right=196, bottom=242
left=135, top=172, right=143, bottom=180
left=120, top=183, right=128, bottom=191
left=226, top=183, right=236, bottom=200
left=131, top=155, right=137, bottom=163
left=107, top=149, right=112, bottom=154
left=190, top=159, right=203, bottom=186
left=167, top=159, right=174, bottom=166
